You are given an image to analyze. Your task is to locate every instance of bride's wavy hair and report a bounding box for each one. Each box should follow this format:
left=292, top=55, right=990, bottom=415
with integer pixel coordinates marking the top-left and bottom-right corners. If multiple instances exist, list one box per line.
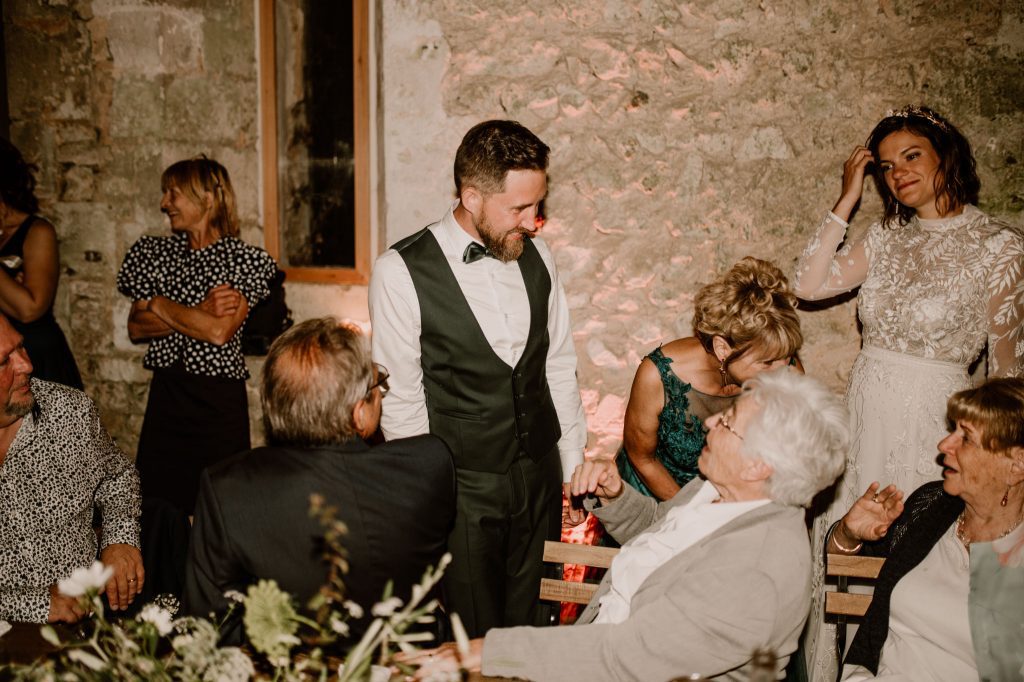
left=866, top=105, right=979, bottom=228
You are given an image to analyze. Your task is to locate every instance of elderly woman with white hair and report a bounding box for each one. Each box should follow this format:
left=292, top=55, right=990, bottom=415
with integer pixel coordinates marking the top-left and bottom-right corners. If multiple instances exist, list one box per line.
left=408, top=367, right=848, bottom=681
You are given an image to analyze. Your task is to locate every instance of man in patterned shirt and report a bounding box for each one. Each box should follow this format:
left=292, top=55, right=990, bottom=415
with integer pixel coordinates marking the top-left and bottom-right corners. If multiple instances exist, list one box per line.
left=0, top=314, right=143, bottom=623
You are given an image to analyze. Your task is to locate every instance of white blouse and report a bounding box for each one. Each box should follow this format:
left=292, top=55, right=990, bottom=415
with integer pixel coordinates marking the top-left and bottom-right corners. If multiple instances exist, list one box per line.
left=842, top=524, right=976, bottom=681
left=594, top=480, right=769, bottom=624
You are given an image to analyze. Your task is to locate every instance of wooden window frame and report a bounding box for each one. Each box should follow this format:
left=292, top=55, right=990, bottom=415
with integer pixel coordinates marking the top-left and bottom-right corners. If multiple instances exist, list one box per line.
left=258, top=0, right=371, bottom=284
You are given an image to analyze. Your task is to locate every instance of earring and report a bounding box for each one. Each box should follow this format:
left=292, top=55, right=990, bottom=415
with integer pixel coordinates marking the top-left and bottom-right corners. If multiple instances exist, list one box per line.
left=1002, top=486, right=1010, bottom=507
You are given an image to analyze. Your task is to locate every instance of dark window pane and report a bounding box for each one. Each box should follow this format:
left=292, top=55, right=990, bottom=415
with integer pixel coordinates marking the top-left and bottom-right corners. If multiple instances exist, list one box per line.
left=278, top=1, right=355, bottom=268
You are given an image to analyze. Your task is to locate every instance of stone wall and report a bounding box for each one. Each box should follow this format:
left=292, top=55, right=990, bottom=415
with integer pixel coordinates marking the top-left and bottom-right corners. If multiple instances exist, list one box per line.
left=380, top=0, right=1024, bottom=454
left=4, top=0, right=263, bottom=454
left=5, top=0, right=1023, bottom=458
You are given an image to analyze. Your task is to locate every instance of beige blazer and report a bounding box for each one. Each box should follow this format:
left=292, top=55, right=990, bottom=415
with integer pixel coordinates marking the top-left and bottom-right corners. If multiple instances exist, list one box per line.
left=482, top=479, right=812, bottom=681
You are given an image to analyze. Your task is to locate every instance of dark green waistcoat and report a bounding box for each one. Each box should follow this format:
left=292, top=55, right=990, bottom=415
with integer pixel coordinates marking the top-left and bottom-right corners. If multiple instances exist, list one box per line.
left=393, top=229, right=561, bottom=474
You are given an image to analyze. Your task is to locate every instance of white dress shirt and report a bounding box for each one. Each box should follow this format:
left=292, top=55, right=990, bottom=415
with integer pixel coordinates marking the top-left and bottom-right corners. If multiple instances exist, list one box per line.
left=368, top=202, right=587, bottom=481
left=595, top=480, right=770, bottom=624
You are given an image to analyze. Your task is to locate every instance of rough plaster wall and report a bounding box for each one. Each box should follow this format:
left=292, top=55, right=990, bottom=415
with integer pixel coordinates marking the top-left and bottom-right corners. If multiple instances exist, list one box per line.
left=382, top=0, right=1024, bottom=456
left=5, top=0, right=1024, bottom=460
left=4, top=0, right=265, bottom=455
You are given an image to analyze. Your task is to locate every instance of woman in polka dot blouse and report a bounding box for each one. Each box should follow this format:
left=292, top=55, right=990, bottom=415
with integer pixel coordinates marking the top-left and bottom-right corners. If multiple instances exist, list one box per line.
left=117, top=157, right=276, bottom=514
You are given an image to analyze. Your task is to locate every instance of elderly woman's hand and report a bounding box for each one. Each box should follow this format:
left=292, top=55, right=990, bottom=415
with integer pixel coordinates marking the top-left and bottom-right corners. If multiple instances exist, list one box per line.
left=570, top=458, right=624, bottom=504
left=839, top=482, right=905, bottom=546
left=395, top=639, right=483, bottom=680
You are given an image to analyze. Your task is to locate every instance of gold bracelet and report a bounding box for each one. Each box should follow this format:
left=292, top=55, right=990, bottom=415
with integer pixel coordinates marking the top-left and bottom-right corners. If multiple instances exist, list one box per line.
left=830, top=520, right=863, bottom=553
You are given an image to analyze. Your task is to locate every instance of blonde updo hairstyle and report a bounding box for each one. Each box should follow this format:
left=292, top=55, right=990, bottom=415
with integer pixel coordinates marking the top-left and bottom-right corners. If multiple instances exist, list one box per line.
left=692, top=257, right=802, bottom=369
left=160, top=156, right=240, bottom=239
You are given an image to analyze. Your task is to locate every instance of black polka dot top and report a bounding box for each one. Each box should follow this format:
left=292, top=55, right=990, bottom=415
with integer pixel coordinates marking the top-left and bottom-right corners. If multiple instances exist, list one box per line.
left=116, top=232, right=277, bottom=379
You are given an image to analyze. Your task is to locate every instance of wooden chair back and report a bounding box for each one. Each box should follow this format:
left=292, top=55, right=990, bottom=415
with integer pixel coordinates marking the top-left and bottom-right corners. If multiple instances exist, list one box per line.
left=824, top=553, right=884, bottom=617
left=824, top=552, right=885, bottom=681
left=539, top=540, right=619, bottom=605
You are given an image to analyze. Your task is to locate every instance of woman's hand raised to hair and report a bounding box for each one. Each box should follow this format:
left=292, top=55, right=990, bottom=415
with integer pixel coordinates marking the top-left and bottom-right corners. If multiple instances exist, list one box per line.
left=832, top=145, right=875, bottom=222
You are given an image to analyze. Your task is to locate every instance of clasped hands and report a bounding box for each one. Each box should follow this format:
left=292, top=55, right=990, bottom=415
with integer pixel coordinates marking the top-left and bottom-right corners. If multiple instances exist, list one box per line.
left=562, top=459, right=624, bottom=528
left=47, top=543, right=145, bottom=623
left=197, top=283, right=243, bottom=317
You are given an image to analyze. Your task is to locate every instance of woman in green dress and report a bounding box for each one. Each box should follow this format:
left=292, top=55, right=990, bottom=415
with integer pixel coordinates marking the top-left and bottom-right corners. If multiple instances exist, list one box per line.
left=618, top=257, right=803, bottom=499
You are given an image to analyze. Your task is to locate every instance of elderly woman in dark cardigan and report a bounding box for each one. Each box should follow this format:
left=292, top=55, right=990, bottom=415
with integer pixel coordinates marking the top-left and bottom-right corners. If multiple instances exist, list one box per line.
left=831, top=378, right=1024, bottom=681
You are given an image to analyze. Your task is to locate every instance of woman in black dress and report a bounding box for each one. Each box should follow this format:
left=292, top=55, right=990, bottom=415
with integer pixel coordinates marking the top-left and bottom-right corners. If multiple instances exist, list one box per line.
left=117, top=157, right=276, bottom=513
left=0, top=139, right=83, bottom=389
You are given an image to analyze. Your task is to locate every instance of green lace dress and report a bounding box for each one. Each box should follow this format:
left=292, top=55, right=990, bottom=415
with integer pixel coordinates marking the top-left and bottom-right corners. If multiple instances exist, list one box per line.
left=617, top=347, right=736, bottom=498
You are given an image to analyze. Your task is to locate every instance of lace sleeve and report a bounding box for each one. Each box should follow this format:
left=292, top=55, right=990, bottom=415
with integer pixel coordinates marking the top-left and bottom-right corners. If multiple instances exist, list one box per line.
left=985, top=227, right=1024, bottom=378
left=793, top=211, right=871, bottom=300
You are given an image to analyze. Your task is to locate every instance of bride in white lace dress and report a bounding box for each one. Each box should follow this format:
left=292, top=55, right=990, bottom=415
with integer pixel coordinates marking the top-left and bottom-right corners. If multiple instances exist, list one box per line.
left=793, top=105, right=1024, bottom=681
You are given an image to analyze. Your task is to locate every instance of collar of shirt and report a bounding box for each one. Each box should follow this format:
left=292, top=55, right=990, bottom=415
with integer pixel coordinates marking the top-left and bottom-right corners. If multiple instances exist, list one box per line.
left=434, top=200, right=492, bottom=265
left=435, top=201, right=523, bottom=272
left=595, top=481, right=770, bottom=624
left=429, top=201, right=529, bottom=367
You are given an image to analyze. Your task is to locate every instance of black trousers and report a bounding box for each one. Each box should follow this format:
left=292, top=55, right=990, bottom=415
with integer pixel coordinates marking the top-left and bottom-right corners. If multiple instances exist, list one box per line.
left=136, top=368, right=250, bottom=514
left=441, top=448, right=562, bottom=638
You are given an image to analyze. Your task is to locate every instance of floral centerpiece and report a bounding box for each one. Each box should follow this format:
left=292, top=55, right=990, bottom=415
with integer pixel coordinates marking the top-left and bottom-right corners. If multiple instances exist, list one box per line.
left=0, top=495, right=468, bottom=681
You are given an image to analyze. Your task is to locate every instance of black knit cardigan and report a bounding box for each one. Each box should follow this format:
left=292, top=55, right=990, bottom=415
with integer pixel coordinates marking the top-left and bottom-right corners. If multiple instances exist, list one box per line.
left=843, top=481, right=965, bottom=674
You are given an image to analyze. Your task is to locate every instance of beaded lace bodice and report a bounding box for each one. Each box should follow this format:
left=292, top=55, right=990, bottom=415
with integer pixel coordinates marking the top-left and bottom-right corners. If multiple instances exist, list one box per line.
left=795, top=205, right=1024, bottom=376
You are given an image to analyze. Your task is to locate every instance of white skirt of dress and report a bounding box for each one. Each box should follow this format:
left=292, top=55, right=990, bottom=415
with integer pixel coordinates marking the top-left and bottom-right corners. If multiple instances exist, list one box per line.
left=803, top=345, right=970, bottom=682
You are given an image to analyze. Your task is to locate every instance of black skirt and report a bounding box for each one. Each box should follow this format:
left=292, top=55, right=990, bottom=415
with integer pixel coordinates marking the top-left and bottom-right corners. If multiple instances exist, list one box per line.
left=136, top=368, right=250, bottom=514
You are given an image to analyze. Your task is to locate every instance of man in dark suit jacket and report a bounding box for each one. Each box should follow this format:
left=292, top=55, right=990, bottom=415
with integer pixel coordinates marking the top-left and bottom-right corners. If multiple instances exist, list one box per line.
left=182, top=318, right=456, bottom=642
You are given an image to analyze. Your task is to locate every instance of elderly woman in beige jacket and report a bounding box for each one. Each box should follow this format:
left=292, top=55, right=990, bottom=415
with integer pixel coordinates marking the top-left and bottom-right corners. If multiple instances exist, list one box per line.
left=410, top=368, right=848, bottom=681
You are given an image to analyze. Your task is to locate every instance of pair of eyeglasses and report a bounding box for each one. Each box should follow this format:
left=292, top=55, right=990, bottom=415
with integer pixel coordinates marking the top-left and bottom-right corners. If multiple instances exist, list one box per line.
left=717, top=411, right=744, bottom=441
left=367, top=363, right=390, bottom=399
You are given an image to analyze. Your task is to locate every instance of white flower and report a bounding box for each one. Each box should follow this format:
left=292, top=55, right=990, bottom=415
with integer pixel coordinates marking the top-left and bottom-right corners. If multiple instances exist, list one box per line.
left=205, top=647, right=255, bottom=682
left=138, top=604, right=174, bottom=636
left=329, top=616, right=350, bottom=636
left=369, top=664, right=393, bottom=682
left=223, top=590, right=245, bottom=603
left=171, top=633, right=195, bottom=651
left=58, top=562, right=113, bottom=597
left=153, top=593, right=181, bottom=616
left=67, top=649, right=106, bottom=672
left=450, top=612, right=470, bottom=658
left=342, top=600, right=364, bottom=619
left=0, top=621, right=10, bottom=638
left=371, top=596, right=403, bottom=617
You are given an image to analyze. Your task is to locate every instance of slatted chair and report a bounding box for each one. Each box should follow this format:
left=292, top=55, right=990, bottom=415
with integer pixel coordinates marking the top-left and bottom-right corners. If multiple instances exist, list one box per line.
left=824, top=552, right=885, bottom=678
left=539, top=540, right=619, bottom=607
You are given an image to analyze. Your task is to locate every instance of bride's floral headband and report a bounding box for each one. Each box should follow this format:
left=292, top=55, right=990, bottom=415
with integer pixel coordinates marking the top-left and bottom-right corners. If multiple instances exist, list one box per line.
left=884, top=105, right=950, bottom=131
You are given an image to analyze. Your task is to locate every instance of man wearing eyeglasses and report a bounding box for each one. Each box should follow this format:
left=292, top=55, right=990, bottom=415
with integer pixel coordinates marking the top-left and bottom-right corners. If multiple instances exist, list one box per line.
left=182, top=318, right=456, bottom=644
left=369, top=120, right=588, bottom=637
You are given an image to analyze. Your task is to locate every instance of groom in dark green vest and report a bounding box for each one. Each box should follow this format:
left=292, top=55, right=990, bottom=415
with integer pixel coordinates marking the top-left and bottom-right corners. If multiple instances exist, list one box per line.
left=368, top=120, right=588, bottom=637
